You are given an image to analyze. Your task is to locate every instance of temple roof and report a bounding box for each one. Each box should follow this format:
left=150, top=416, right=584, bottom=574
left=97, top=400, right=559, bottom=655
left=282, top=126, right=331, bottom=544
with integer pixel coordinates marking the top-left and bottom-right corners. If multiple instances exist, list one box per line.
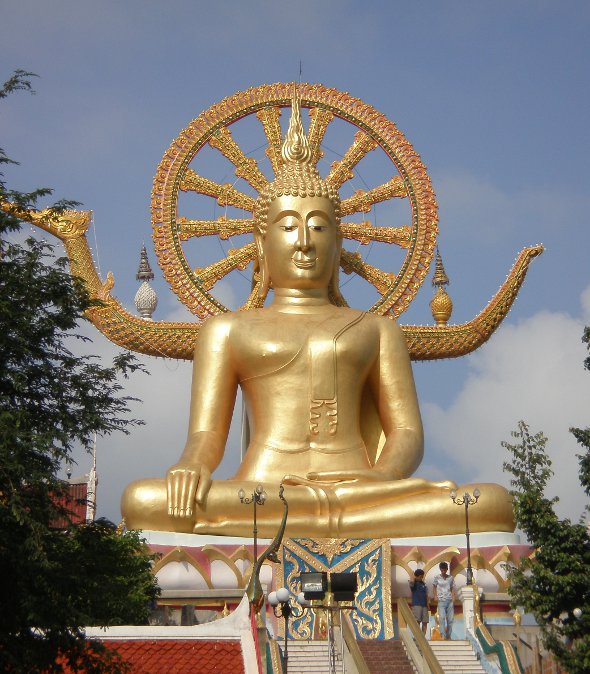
left=51, top=480, right=89, bottom=529
left=58, top=640, right=245, bottom=673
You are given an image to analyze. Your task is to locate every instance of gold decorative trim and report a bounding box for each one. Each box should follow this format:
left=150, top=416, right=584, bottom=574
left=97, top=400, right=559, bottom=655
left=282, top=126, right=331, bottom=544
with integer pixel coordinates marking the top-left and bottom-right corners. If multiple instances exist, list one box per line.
left=152, top=547, right=213, bottom=589
left=326, top=131, right=378, bottom=190
left=207, top=127, right=269, bottom=192
left=177, top=216, right=254, bottom=241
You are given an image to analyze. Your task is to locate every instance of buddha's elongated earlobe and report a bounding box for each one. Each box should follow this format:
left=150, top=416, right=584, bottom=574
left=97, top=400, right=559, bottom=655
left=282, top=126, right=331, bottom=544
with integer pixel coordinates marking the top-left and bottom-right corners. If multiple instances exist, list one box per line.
left=255, top=233, right=270, bottom=303
left=329, top=232, right=348, bottom=307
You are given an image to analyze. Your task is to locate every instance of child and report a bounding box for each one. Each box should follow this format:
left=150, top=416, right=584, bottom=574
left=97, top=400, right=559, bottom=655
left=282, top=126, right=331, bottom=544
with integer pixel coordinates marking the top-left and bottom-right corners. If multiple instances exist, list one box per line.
left=409, top=568, right=430, bottom=634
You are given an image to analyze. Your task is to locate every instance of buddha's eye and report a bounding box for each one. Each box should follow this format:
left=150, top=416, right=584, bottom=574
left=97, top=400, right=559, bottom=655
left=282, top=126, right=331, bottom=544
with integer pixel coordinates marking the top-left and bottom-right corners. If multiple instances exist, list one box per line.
left=308, top=216, right=329, bottom=231
left=278, top=217, right=298, bottom=232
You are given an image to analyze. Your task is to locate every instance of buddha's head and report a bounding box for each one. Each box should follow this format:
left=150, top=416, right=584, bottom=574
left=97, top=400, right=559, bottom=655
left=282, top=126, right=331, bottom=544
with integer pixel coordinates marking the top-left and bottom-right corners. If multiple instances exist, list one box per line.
left=253, top=88, right=345, bottom=305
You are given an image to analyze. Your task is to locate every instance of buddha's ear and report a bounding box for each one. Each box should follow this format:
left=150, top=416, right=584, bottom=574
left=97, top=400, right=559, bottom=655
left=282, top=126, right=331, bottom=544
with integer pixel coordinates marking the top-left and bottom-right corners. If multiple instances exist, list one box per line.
left=328, top=228, right=346, bottom=306
left=329, top=229, right=347, bottom=306
left=254, top=230, right=271, bottom=301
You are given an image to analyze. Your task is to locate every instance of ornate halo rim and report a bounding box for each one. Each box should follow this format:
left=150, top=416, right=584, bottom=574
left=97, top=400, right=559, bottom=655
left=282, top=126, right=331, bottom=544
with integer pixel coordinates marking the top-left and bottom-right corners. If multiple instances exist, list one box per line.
left=151, top=82, right=438, bottom=319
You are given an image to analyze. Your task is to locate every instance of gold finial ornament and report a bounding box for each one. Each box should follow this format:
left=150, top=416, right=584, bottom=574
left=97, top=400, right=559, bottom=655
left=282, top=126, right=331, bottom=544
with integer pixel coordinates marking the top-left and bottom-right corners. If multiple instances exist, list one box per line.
left=513, top=607, right=522, bottom=626
left=432, top=248, right=450, bottom=287
left=430, top=248, right=453, bottom=325
left=281, top=85, right=312, bottom=164
left=430, top=288, right=453, bottom=325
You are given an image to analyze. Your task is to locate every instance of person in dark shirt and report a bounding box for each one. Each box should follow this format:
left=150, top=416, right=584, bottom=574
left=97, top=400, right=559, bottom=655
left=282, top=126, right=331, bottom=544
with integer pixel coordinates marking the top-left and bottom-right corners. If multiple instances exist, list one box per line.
left=409, top=568, right=430, bottom=634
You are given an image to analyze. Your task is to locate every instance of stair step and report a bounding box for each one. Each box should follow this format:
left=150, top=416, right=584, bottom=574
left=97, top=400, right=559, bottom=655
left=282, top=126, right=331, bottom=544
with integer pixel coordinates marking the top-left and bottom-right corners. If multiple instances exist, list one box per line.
left=357, top=640, right=415, bottom=674
left=429, top=640, right=485, bottom=674
left=278, top=640, right=343, bottom=674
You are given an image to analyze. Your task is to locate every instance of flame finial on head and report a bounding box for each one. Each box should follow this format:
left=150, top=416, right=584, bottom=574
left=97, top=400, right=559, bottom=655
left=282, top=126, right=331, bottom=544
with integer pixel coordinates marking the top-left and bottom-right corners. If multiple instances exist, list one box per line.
left=282, top=84, right=312, bottom=164
left=254, top=83, right=341, bottom=237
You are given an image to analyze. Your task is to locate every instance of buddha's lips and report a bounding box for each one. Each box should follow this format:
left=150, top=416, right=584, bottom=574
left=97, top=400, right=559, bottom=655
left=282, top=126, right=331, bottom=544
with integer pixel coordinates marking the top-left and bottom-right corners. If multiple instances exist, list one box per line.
left=292, top=253, right=316, bottom=269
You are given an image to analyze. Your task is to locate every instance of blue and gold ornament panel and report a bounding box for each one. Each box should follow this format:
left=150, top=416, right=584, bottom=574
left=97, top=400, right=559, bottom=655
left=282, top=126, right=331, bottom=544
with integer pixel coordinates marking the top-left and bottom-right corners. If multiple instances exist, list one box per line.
left=279, top=538, right=393, bottom=640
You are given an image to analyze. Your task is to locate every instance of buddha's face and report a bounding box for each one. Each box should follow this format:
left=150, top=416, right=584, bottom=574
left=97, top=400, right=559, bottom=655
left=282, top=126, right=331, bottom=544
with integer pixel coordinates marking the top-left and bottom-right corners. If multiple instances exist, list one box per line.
left=261, top=195, right=340, bottom=290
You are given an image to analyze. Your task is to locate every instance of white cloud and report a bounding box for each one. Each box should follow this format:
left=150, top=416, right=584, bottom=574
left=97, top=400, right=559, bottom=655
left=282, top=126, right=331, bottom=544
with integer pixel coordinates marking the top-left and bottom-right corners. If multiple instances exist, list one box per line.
left=421, top=287, right=590, bottom=522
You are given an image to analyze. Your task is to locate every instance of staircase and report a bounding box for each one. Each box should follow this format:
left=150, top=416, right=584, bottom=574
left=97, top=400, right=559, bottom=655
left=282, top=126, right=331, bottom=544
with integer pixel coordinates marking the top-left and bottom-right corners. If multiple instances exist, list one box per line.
left=357, top=640, right=415, bottom=674
left=280, top=639, right=343, bottom=674
left=280, top=637, right=485, bottom=674
left=429, top=640, right=485, bottom=674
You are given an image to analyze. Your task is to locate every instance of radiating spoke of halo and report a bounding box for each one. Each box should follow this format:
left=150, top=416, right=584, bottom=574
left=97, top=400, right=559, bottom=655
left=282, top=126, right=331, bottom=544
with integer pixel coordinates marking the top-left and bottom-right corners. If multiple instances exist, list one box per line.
left=341, top=222, right=412, bottom=249
left=194, top=242, right=257, bottom=290
left=340, top=176, right=407, bottom=216
left=308, top=108, right=334, bottom=166
left=177, top=216, right=254, bottom=241
left=341, top=249, right=397, bottom=295
left=257, top=106, right=283, bottom=175
left=180, top=168, right=256, bottom=212
left=326, top=131, right=378, bottom=190
left=208, top=127, right=269, bottom=192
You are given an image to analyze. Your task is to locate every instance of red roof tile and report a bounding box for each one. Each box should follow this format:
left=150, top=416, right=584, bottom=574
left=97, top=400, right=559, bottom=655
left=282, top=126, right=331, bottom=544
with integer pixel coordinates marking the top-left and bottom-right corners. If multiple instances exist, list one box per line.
left=51, top=482, right=88, bottom=528
left=59, top=639, right=245, bottom=673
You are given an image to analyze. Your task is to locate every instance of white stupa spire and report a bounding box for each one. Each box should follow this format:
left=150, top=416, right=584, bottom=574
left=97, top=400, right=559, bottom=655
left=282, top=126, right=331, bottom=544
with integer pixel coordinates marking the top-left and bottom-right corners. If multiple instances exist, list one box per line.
left=134, top=244, right=158, bottom=320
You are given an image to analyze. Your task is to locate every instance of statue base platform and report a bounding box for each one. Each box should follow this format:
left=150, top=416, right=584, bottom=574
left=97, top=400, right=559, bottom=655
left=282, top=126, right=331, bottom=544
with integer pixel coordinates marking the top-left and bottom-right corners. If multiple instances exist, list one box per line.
left=140, top=530, right=533, bottom=637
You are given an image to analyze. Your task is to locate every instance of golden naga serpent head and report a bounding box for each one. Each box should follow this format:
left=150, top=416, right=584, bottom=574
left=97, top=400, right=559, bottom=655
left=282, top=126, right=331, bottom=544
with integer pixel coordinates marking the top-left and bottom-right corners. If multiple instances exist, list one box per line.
left=0, top=200, right=92, bottom=240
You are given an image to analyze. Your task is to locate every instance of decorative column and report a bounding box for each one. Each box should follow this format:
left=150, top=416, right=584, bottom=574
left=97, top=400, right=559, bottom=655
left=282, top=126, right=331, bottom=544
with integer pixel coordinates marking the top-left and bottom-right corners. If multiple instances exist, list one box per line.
left=458, top=584, right=479, bottom=636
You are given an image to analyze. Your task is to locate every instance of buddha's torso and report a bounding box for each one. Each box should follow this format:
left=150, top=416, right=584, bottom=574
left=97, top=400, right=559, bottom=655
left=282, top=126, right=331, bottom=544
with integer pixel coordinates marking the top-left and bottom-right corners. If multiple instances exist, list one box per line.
left=226, top=305, right=381, bottom=481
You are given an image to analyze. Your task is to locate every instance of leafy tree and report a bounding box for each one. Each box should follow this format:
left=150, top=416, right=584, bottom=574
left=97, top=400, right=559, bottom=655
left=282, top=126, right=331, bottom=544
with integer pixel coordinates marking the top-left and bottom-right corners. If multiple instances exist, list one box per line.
left=571, top=326, right=590, bottom=500
left=50, top=519, right=159, bottom=627
left=502, top=328, right=590, bottom=674
left=0, top=71, right=159, bottom=672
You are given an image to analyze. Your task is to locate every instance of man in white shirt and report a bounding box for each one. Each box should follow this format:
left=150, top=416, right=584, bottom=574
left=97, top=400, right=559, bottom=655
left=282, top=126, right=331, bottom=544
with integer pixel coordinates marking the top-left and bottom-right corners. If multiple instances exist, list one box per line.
left=432, top=561, right=455, bottom=639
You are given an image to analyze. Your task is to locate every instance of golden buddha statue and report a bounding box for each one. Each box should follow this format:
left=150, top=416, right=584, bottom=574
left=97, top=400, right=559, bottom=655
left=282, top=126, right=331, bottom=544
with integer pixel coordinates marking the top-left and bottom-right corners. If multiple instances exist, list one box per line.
left=120, top=91, right=515, bottom=538
left=4, top=84, right=542, bottom=538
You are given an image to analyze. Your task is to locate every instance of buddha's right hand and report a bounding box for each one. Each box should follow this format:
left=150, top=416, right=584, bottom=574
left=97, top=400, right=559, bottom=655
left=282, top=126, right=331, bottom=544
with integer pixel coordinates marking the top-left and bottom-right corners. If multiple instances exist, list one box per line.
left=166, top=463, right=212, bottom=518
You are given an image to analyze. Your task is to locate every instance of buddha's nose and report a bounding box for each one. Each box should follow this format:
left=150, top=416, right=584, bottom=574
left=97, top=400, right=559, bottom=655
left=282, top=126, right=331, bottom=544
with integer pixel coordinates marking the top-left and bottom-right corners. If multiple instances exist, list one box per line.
left=296, top=221, right=311, bottom=252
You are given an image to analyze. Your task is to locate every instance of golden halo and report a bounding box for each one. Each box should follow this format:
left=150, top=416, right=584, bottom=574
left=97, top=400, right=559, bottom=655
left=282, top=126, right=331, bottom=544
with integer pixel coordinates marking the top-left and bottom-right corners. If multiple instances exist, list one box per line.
left=152, top=82, right=438, bottom=319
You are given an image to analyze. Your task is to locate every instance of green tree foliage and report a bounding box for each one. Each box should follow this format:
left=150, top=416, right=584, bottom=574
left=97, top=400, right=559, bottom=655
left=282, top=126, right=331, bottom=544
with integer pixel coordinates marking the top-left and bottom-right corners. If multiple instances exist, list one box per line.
left=571, top=327, right=590, bottom=499
left=502, top=333, right=590, bottom=674
left=0, top=71, right=159, bottom=672
left=50, top=519, right=159, bottom=627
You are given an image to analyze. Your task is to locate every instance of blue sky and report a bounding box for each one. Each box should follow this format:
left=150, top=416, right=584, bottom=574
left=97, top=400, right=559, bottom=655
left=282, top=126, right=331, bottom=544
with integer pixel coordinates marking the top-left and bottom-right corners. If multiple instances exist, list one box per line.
left=2, top=1, right=589, bottom=524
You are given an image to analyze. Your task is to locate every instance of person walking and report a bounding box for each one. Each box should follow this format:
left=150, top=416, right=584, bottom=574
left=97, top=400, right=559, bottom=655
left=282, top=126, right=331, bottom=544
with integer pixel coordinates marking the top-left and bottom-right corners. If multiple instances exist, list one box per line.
left=432, top=562, right=455, bottom=639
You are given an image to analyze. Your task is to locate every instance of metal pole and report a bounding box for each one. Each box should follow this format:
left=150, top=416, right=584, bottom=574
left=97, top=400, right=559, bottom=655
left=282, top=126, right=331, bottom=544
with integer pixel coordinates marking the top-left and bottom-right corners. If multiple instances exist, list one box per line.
left=238, top=485, right=266, bottom=568
left=328, top=607, right=337, bottom=674
left=253, top=495, right=258, bottom=564
left=283, top=610, right=289, bottom=674
left=450, top=488, right=479, bottom=587
left=465, top=496, right=473, bottom=585
left=339, top=608, right=346, bottom=674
